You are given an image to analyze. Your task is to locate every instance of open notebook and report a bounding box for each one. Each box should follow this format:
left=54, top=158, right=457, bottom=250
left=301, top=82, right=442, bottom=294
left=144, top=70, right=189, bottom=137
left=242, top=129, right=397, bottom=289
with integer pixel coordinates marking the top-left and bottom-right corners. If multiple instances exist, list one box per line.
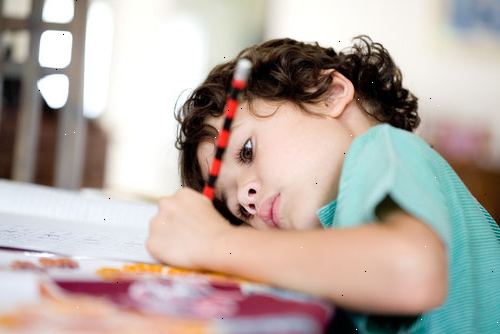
left=0, top=180, right=157, bottom=263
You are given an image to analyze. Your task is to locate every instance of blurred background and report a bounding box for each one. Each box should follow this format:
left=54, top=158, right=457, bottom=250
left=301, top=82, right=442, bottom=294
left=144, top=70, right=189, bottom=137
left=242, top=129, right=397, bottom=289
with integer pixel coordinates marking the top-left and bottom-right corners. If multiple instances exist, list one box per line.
left=0, top=0, right=499, bottom=221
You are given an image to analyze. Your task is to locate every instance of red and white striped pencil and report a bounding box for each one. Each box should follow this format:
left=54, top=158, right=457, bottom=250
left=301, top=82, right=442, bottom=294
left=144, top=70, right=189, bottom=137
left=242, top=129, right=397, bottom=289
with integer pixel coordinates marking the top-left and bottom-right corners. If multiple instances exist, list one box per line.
left=202, top=58, right=252, bottom=201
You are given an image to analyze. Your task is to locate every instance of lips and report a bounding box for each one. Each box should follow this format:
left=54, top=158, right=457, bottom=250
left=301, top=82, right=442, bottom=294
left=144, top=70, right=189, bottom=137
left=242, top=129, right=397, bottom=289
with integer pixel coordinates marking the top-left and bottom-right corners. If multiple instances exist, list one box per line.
left=258, top=193, right=281, bottom=228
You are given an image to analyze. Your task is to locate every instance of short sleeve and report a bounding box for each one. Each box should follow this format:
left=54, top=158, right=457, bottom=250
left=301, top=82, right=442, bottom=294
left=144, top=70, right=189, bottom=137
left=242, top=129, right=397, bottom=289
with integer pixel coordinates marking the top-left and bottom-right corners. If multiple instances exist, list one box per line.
left=332, top=124, right=451, bottom=248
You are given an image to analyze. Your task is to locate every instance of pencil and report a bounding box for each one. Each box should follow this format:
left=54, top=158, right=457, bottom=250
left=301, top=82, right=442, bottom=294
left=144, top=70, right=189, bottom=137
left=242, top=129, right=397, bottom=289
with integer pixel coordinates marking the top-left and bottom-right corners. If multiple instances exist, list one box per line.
left=203, top=58, right=252, bottom=201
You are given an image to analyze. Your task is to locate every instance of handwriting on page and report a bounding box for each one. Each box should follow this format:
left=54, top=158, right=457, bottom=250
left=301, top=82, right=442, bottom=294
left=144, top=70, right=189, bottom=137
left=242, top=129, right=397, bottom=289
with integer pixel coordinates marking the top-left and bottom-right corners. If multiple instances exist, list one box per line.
left=0, top=180, right=158, bottom=263
left=0, top=213, right=156, bottom=263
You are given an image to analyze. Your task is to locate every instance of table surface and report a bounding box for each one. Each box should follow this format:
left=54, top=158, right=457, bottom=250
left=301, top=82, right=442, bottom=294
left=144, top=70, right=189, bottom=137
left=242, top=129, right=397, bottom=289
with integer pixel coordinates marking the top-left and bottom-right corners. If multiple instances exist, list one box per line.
left=0, top=180, right=337, bottom=333
left=0, top=247, right=335, bottom=333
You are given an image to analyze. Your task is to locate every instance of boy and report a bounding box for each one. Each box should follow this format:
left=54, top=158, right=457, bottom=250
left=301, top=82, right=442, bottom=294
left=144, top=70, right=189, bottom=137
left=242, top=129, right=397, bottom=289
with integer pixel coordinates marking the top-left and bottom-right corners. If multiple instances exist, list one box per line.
left=147, top=36, right=500, bottom=333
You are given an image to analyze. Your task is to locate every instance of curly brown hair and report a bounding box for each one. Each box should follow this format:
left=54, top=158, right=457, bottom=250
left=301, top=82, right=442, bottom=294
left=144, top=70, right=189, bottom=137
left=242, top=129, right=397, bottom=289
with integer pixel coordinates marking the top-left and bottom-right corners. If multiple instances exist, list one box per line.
left=175, top=35, right=419, bottom=225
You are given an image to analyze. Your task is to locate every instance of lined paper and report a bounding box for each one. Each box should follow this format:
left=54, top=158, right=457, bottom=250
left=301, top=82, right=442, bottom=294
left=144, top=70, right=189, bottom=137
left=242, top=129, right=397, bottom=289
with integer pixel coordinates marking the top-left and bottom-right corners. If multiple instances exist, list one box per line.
left=0, top=180, right=156, bottom=227
left=0, top=180, right=158, bottom=263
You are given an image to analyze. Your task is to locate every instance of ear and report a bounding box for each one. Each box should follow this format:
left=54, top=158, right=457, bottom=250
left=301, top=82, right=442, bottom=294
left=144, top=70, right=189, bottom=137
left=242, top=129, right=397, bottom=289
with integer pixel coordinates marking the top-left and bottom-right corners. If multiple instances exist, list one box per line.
left=324, top=70, right=355, bottom=118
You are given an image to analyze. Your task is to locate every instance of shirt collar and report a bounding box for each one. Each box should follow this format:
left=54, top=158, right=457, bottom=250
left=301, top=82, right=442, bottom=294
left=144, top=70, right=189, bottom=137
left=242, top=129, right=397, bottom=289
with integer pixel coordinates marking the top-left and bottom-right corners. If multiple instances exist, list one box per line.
left=316, top=199, right=337, bottom=228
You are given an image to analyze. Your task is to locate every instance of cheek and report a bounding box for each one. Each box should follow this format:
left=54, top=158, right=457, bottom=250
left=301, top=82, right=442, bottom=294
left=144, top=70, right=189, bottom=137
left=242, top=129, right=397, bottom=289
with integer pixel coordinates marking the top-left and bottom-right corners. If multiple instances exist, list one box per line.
left=217, top=161, right=237, bottom=187
left=289, top=141, right=326, bottom=177
left=286, top=196, right=323, bottom=230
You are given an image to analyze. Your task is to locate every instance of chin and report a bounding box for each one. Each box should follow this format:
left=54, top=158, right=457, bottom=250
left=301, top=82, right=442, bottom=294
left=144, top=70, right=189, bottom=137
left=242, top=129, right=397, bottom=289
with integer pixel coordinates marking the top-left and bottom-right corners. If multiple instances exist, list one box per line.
left=290, top=216, right=322, bottom=230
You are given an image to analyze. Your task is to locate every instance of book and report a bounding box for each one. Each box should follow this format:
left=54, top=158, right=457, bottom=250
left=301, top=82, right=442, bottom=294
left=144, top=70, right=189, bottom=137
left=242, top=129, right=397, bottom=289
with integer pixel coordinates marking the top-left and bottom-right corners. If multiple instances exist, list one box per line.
left=0, top=179, right=157, bottom=263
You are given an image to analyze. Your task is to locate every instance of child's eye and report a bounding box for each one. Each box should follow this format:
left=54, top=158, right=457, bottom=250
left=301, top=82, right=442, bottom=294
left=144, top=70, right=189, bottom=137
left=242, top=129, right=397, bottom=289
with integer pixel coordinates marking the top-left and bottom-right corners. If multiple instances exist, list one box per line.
left=237, top=205, right=252, bottom=220
left=236, top=138, right=253, bottom=164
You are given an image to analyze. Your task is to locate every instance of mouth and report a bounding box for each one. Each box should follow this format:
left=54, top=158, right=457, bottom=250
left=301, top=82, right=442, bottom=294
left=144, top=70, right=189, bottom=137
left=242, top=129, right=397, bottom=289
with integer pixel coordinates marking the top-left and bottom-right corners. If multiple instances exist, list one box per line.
left=258, top=193, right=281, bottom=229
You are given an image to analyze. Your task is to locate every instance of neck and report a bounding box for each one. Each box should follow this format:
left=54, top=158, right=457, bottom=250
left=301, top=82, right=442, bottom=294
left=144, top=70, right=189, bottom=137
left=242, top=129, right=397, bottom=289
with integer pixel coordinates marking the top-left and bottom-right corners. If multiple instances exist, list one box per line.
left=338, top=101, right=380, bottom=137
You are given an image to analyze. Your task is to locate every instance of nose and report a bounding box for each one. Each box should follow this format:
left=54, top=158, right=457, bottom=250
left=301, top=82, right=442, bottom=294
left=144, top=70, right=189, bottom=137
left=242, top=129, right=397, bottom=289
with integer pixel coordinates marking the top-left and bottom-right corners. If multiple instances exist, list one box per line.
left=237, top=182, right=259, bottom=215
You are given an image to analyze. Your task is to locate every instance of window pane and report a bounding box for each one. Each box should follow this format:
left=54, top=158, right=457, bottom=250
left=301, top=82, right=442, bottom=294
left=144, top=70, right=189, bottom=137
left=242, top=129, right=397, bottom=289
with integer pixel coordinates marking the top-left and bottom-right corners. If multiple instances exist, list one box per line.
left=2, top=0, right=32, bottom=19
left=42, top=0, right=74, bottom=24
left=1, top=30, right=30, bottom=64
left=37, top=74, right=69, bottom=109
left=39, top=30, right=73, bottom=68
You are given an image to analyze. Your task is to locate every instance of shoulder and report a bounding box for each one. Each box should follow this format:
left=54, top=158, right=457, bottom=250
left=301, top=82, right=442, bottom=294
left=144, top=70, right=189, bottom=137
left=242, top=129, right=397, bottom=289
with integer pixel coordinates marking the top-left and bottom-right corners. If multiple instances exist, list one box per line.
left=346, top=124, right=435, bottom=176
left=336, top=123, right=451, bottom=243
left=355, top=123, right=429, bottom=153
left=344, top=124, right=430, bottom=173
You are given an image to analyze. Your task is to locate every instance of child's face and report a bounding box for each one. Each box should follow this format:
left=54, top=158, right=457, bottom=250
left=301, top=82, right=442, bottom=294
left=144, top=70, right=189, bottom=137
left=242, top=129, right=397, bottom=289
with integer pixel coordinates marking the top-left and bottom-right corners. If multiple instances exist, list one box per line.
left=197, top=99, right=354, bottom=230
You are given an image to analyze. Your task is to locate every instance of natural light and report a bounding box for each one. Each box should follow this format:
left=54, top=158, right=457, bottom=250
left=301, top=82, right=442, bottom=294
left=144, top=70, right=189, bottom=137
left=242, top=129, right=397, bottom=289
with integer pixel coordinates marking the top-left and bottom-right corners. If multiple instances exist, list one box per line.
left=37, top=74, right=69, bottom=109
left=42, top=0, right=74, bottom=23
left=38, top=30, right=73, bottom=68
left=83, top=1, right=114, bottom=119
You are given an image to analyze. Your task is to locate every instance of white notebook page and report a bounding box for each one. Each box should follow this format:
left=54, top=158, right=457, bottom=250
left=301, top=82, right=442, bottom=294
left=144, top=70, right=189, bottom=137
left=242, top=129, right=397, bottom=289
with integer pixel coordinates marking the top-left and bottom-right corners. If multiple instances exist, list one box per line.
left=0, top=180, right=158, bottom=263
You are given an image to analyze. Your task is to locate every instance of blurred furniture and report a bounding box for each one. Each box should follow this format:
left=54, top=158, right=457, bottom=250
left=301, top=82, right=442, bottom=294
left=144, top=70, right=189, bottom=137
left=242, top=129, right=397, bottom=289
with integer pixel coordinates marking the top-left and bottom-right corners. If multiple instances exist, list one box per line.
left=421, top=121, right=500, bottom=224
left=0, top=0, right=90, bottom=189
left=0, top=103, right=107, bottom=188
left=448, top=161, right=500, bottom=224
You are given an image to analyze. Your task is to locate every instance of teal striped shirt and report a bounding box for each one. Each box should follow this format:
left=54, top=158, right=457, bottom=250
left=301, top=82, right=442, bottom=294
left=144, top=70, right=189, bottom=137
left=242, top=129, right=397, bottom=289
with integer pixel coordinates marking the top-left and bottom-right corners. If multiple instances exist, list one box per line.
left=316, top=124, right=500, bottom=333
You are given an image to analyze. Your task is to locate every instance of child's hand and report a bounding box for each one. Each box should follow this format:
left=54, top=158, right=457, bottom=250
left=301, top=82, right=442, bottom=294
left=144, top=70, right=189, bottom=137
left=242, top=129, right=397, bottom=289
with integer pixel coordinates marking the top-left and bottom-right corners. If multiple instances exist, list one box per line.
left=146, top=187, right=232, bottom=268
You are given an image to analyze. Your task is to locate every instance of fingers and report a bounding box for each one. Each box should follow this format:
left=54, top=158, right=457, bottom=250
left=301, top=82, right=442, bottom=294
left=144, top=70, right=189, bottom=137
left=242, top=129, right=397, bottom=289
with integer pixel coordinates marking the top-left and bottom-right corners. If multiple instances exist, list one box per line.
left=145, top=187, right=214, bottom=266
left=145, top=236, right=157, bottom=260
left=147, top=197, right=173, bottom=253
left=146, top=215, right=163, bottom=259
left=148, top=214, right=163, bottom=235
left=158, top=196, right=174, bottom=214
left=157, top=188, right=211, bottom=216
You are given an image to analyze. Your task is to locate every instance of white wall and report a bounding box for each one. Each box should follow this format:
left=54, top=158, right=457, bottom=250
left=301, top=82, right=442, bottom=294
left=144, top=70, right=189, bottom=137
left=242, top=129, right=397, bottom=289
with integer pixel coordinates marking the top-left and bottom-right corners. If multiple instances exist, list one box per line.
left=102, top=0, right=184, bottom=198
left=100, top=0, right=264, bottom=198
left=265, top=0, right=500, bottom=162
left=100, top=0, right=500, bottom=198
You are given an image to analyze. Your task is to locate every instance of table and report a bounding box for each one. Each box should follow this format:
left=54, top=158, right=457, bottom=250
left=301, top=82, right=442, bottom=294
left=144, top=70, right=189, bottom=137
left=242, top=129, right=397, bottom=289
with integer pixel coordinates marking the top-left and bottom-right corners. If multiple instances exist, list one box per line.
left=0, top=246, right=335, bottom=333
left=0, top=180, right=339, bottom=333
